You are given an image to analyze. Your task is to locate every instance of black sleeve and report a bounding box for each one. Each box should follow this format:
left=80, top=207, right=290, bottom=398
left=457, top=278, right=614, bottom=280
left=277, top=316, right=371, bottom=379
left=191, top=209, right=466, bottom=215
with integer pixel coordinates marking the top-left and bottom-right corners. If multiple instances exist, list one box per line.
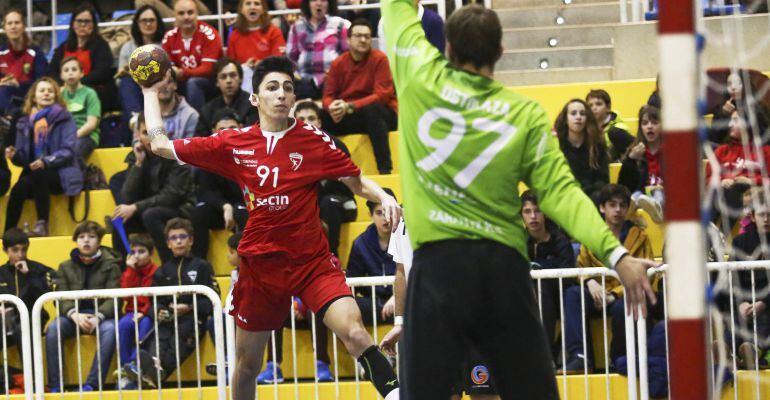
left=0, top=155, right=10, bottom=196
left=81, top=38, right=114, bottom=87
left=194, top=260, right=219, bottom=319
left=194, top=105, right=213, bottom=137
left=48, top=44, right=64, bottom=79
left=554, top=233, right=576, bottom=268
left=151, top=266, right=171, bottom=311
left=195, top=169, right=228, bottom=209
left=133, top=162, right=194, bottom=212
left=608, top=128, right=635, bottom=160
left=587, top=150, right=610, bottom=195
left=120, top=163, right=145, bottom=205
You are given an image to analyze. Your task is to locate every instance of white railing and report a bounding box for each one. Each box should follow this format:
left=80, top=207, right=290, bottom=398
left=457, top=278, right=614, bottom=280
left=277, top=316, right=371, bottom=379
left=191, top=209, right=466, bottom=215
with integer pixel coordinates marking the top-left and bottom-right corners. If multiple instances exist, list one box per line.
left=0, top=294, right=33, bottom=400
left=30, top=285, right=226, bottom=400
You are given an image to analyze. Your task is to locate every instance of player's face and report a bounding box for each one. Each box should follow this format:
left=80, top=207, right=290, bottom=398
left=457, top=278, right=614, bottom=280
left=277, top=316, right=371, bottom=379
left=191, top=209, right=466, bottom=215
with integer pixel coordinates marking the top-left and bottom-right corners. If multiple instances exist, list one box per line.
left=371, top=205, right=392, bottom=237
left=60, top=60, right=84, bottom=87
left=175, top=0, right=199, bottom=32
left=349, top=25, right=372, bottom=55
left=587, top=97, right=609, bottom=123
left=521, top=201, right=545, bottom=235
left=72, top=10, right=94, bottom=40
left=137, top=9, right=159, bottom=38
left=214, top=119, right=241, bottom=132
left=728, top=72, right=743, bottom=100
left=640, top=113, right=661, bottom=145
left=217, top=63, right=242, bottom=98
left=295, top=108, right=321, bottom=129
left=241, top=0, right=265, bottom=24
left=566, top=101, right=586, bottom=134
left=76, top=232, right=100, bottom=257
left=226, top=247, right=241, bottom=268
left=33, top=81, right=56, bottom=109
left=129, top=245, right=152, bottom=268
left=728, top=111, right=743, bottom=140
left=600, top=198, right=628, bottom=227
left=3, top=11, right=24, bottom=41
left=167, top=228, right=194, bottom=258
left=310, top=0, right=329, bottom=19
left=5, top=243, right=28, bottom=266
left=252, top=72, right=296, bottom=121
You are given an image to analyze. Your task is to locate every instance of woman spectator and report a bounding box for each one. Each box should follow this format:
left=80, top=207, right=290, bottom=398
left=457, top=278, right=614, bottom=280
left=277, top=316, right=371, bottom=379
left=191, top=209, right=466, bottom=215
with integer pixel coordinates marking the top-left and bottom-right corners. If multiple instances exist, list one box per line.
left=4, top=77, right=82, bottom=237
left=286, top=0, right=349, bottom=99
left=49, top=5, right=117, bottom=111
left=0, top=9, right=48, bottom=114
left=618, top=105, right=665, bottom=223
left=554, top=99, right=609, bottom=204
left=116, top=5, right=166, bottom=131
left=228, top=0, right=286, bottom=69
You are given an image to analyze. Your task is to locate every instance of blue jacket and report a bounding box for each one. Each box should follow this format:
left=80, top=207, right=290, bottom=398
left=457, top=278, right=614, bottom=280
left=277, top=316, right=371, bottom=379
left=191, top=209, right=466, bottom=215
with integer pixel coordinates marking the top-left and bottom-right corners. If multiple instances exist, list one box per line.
left=346, top=223, right=396, bottom=300
left=12, top=103, right=82, bottom=196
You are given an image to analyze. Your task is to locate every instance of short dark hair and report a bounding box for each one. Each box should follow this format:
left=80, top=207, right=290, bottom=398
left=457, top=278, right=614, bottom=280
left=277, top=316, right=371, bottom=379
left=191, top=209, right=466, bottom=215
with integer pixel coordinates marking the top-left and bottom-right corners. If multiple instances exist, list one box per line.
left=227, top=232, right=243, bottom=249
left=61, top=56, right=82, bottom=70
left=2, top=228, right=29, bottom=250
left=215, top=57, right=243, bottom=79
left=294, top=100, right=321, bottom=119
left=131, top=5, right=166, bottom=47
left=586, top=89, right=612, bottom=107
left=164, top=218, right=194, bottom=238
left=300, top=0, right=338, bottom=18
left=366, top=188, right=396, bottom=214
left=129, top=233, right=155, bottom=254
left=445, top=5, right=502, bottom=70
left=598, top=184, right=631, bottom=207
left=252, top=56, right=295, bottom=93
left=520, top=190, right=538, bottom=208
left=72, top=221, right=106, bottom=241
left=348, top=18, right=371, bottom=37
left=212, top=107, right=243, bottom=127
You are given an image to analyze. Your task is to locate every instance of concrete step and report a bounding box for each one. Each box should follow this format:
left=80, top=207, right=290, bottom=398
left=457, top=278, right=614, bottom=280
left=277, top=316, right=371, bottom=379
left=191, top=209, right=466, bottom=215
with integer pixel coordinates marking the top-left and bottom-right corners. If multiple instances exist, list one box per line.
left=503, top=24, right=615, bottom=49
left=498, top=45, right=613, bottom=70
left=493, top=0, right=613, bottom=8
left=498, top=66, right=614, bottom=86
left=496, top=2, right=621, bottom=28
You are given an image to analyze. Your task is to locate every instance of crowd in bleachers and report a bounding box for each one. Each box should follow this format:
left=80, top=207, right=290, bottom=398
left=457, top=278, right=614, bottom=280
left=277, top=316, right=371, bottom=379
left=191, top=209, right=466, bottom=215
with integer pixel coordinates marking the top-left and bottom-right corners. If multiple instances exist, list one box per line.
left=1, top=0, right=770, bottom=395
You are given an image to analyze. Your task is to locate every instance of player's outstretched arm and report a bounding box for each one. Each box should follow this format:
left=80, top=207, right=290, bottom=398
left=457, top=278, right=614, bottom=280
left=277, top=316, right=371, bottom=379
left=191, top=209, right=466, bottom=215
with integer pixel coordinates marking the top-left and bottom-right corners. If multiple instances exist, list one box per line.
left=141, top=78, right=176, bottom=160
left=615, top=256, right=658, bottom=320
left=380, top=263, right=405, bottom=355
left=340, top=175, right=402, bottom=231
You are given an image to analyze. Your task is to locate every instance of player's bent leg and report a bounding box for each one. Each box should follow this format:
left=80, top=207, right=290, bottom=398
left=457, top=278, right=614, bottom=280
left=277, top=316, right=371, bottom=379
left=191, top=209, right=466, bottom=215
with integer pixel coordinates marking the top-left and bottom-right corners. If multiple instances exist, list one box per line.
left=323, top=296, right=399, bottom=398
left=232, top=328, right=271, bottom=400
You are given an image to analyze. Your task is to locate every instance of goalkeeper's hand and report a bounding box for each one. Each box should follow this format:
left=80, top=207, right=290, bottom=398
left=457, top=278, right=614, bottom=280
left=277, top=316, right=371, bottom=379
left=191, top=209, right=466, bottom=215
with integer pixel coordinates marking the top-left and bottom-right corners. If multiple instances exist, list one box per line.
left=615, top=256, right=658, bottom=320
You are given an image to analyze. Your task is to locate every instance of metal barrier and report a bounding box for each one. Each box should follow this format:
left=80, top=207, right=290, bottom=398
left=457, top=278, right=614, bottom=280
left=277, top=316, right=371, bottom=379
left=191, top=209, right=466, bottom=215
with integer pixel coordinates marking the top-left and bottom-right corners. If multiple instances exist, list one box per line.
left=31, top=285, right=226, bottom=400
left=0, top=294, right=33, bottom=400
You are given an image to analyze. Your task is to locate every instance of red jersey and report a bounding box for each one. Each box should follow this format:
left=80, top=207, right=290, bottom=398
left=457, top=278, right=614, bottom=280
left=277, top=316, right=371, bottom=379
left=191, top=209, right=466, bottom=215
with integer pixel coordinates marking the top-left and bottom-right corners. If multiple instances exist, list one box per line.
left=162, top=21, right=223, bottom=79
left=227, top=25, right=286, bottom=64
left=0, top=45, right=43, bottom=83
left=172, top=120, right=361, bottom=262
left=707, top=138, right=770, bottom=185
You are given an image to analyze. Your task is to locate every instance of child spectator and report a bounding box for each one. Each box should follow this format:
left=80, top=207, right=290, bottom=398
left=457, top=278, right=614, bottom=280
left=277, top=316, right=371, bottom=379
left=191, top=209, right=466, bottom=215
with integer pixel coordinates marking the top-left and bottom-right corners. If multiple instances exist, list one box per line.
left=709, top=72, right=749, bottom=146
left=115, top=234, right=158, bottom=389
left=585, top=89, right=634, bottom=161
left=554, top=99, right=609, bottom=204
left=4, top=77, right=82, bottom=237
left=227, top=0, right=286, bottom=67
left=60, top=57, right=100, bottom=159
left=560, top=184, right=653, bottom=373
left=45, top=221, right=121, bottom=392
left=0, top=9, right=48, bottom=114
left=0, top=228, right=54, bottom=367
left=124, top=218, right=219, bottom=387
left=194, top=58, right=258, bottom=137
left=617, top=105, right=665, bottom=223
left=205, top=232, right=241, bottom=376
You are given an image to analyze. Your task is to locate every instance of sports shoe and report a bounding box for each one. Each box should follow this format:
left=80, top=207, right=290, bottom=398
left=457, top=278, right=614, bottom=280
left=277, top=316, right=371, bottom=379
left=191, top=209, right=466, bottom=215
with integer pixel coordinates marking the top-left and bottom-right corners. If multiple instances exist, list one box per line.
left=316, top=360, right=333, bottom=382
left=256, top=361, right=284, bottom=384
left=637, top=194, right=664, bottom=224
left=557, top=354, right=593, bottom=375
left=136, top=349, right=165, bottom=388
left=81, top=384, right=94, bottom=392
left=206, top=361, right=228, bottom=376
left=30, top=220, right=48, bottom=237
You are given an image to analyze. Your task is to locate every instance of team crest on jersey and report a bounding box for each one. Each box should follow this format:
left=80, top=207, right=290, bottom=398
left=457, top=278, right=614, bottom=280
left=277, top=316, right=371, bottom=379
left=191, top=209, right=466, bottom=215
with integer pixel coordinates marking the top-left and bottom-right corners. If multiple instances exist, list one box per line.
left=187, top=271, right=198, bottom=282
left=289, top=152, right=303, bottom=171
left=23, top=63, right=30, bottom=74
left=470, top=365, right=489, bottom=385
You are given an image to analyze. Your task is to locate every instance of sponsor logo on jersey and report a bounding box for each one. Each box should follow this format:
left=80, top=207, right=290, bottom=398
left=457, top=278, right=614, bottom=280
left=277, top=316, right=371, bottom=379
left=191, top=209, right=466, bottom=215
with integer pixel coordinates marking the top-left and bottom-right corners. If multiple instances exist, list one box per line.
left=187, top=271, right=198, bottom=282
left=233, top=157, right=241, bottom=165
left=289, top=152, right=303, bottom=171
left=183, top=139, right=190, bottom=145
left=243, top=186, right=290, bottom=211
left=233, top=148, right=255, bottom=155
left=470, top=365, right=489, bottom=385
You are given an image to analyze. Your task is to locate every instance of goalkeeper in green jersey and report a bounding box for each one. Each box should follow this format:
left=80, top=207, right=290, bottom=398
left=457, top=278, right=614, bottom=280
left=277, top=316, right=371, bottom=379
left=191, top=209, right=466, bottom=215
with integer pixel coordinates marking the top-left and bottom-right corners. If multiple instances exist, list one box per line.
left=381, top=3, right=657, bottom=399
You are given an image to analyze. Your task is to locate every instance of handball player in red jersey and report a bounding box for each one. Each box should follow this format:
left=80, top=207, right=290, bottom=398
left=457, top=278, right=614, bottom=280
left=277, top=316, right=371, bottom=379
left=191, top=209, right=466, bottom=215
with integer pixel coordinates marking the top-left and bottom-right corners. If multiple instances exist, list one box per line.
left=140, top=56, right=401, bottom=400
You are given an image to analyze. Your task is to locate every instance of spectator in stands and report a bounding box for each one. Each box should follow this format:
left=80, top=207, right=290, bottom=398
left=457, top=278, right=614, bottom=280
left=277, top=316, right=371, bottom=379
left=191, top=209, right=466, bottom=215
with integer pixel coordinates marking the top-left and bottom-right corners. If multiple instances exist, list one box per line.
left=0, top=9, right=48, bottom=114
left=706, top=104, right=770, bottom=230
left=618, top=105, right=664, bottom=223
left=115, top=234, right=158, bottom=389
left=377, top=0, right=445, bottom=55
left=126, top=218, right=220, bottom=387
left=555, top=99, right=609, bottom=204
left=162, top=0, right=224, bottom=111
left=195, top=58, right=258, bottom=137
left=322, top=19, right=397, bottom=174
left=295, top=101, right=357, bottom=255
left=190, top=109, right=248, bottom=258
left=156, top=70, right=199, bottom=139
left=60, top=57, right=101, bottom=159
left=521, top=191, right=575, bottom=359
left=116, top=5, right=167, bottom=128
left=585, top=89, right=634, bottom=161
left=286, top=0, right=349, bottom=99
left=0, top=228, right=55, bottom=368
left=45, top=221, right=121, bottom=393
left=4, top=77, right=82, bottom=237
left=345, top=187, right=397, bottom=325
left=49, top=5, right=117, bottom=112
left=113, top=112, right=195, bottom=263
left=205, top=232, right=241, bottom=376
left=0, top=148, right=9, bottom=197
left=560, top=184, right=653, bottom=374
left=135, top=0, right=212, bottom=19
left=227, top=0, right=286, bottom=68
left=710, top=72, right=749, bottom=145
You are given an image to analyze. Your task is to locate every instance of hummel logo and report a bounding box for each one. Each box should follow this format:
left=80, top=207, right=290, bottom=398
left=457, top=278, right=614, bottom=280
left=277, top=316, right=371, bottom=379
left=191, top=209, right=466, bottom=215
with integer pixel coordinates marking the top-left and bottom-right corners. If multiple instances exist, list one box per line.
left=237, top=314, right=248, bottom=323
left=233, top=148, right=254, bottom=155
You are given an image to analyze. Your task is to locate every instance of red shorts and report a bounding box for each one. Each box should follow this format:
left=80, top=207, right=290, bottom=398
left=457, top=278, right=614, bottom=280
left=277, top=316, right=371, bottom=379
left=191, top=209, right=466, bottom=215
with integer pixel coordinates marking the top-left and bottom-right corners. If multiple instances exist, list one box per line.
left=230, top=252, right=352, bottom=331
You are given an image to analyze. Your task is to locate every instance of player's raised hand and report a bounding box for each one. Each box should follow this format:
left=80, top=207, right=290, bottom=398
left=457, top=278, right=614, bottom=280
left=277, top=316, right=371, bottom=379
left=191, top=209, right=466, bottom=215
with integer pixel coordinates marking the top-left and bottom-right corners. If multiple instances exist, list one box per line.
left=380, top=194, right=402, bottom=232
left=615, top=256, right=658, bottom=320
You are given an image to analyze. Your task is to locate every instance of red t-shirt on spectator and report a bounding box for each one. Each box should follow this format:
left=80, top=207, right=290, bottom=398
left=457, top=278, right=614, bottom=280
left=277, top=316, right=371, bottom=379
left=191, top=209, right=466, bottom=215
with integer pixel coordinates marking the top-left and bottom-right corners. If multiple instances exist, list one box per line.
left=707, top=138, right=770, bottom=185
left=162, top=21, right=223, bottom=79
left=322, top=49, right=397, bottom=113
left=63, top=48, right=92, bottom=76
left=120, top=261, right=159, bottom=314
left=227, top=25, right=286, bottom=65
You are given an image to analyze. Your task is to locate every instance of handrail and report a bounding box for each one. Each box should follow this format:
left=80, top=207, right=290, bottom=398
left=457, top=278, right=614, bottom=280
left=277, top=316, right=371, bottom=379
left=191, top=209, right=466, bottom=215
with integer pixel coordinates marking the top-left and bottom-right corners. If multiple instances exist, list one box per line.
left=0, top=295, right=33, bottom=400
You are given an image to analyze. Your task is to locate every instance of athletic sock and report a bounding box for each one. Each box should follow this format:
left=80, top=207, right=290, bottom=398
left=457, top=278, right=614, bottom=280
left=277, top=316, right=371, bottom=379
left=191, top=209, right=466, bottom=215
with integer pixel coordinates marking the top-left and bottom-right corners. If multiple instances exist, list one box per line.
left=357, top=345, right=399, bottom=396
